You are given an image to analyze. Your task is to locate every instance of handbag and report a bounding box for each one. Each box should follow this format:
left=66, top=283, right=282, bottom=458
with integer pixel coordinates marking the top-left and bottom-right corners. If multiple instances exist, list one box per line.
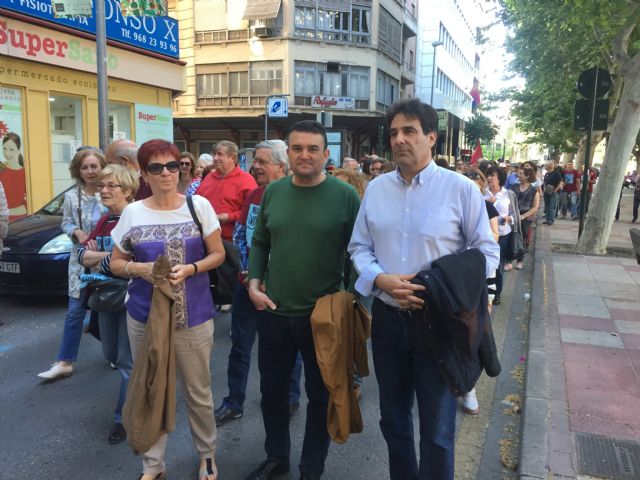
left=544, top=183, right=555, bottom=195
left=186, top=196, right=240, bottom=306
left=510, top=228, right=525, bottom=259
left=87, top=277, right=129, bottom=313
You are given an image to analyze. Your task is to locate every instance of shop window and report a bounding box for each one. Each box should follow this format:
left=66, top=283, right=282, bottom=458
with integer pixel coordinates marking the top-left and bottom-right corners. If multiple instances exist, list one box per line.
left=294, top=62, right=369, bottom=109
left=108, top=102, right=132, bottom=142
left=49, top=94, right=83, bottom=194
left=376, top=70, right=398, bottom=111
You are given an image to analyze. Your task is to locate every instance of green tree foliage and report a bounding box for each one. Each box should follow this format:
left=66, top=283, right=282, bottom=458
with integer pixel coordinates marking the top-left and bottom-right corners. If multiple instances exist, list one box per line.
left=465, top=113, right=499, bottom=146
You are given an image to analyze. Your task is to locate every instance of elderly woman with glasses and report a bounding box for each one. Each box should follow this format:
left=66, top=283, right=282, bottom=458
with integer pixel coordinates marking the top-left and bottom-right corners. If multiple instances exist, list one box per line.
left=38, top=148, right=106, bottom=381
left=110, top=139, right=225, bottom=480
left=77, top=164, right=139, bottom=444
left=511, top=165, right=540, bottom=269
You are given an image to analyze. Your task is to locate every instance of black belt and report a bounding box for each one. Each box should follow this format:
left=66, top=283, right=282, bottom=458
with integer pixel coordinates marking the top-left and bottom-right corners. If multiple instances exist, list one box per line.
left=373, top=297, right=418, bottom=318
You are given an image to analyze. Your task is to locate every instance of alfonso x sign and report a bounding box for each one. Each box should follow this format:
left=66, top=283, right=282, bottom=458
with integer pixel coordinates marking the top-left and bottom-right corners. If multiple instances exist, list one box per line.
left=2, top=0, right=179, bottom=59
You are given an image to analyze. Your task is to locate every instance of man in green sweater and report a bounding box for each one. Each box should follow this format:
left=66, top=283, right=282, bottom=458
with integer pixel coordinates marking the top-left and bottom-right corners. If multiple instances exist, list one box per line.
left=246, top=120, right=361, bottom=480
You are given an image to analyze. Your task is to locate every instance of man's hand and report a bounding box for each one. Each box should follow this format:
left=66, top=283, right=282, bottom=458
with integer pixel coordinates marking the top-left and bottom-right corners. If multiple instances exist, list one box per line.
left=218, top=213, right=229, bottom=223
left=375, top=273, right=425, bottom=310
left=248, top=279, right=276, bottom=311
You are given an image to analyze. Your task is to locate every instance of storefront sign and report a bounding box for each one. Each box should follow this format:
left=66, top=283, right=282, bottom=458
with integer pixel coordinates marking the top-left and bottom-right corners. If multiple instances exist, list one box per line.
left=2, top=0, right=179, bottom=58
left=311, top=96, right=355, bottom=110
left=135, top=104, right=173, bottom=144
left=53, top=0, right=93, bottom=17
left=0, top=87, right=28, bottom=220
left=0, top=18, right=183, bottom=91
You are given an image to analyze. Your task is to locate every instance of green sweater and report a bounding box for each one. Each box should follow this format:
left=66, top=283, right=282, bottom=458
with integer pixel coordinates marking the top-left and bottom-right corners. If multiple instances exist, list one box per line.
left=248, top=175, right=361, bottom=316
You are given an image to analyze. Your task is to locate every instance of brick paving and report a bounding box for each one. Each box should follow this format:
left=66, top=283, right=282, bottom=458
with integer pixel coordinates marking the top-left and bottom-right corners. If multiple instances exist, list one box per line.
left=526, top=190, right=640, bottom=479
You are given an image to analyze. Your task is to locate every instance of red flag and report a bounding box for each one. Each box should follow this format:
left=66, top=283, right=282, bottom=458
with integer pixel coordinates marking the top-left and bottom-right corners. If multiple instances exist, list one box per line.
left=470, top=140, right=483, bottom=166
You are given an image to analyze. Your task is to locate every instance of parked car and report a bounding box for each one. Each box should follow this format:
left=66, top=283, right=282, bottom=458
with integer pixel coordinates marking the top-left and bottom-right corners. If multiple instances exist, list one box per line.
left=0, top=189, right=72, bottom=296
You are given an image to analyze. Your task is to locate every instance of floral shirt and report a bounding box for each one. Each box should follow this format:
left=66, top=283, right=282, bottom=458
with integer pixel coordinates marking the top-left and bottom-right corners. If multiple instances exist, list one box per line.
left=61, top=186, right=102, bottom=298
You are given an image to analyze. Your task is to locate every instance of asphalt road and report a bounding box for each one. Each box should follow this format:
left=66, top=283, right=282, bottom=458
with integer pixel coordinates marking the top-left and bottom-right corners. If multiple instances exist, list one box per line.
left=0, top=260, right=530, bottom=480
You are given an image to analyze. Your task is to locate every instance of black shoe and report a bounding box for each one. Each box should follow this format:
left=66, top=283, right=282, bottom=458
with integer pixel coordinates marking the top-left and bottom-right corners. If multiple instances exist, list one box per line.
left=289, top=403, right=299, bottom=420
left=108, top=422, right=126, bottom=444
left=300, top=473, right=321, bottom=480
left=492, top=296, right=502, bottom=305
left=215, top=405, right=243, bottom=426
left=246, top=459, right=289, bottom=480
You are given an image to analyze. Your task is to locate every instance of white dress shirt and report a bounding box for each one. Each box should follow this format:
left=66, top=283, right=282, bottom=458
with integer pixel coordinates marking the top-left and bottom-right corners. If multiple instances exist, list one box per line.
left=348, top=160, right=500, bottom=307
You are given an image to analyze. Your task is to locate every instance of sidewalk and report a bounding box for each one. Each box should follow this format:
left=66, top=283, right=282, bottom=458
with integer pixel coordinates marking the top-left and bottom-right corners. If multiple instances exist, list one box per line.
left=520, top=190, right=640, bottom=480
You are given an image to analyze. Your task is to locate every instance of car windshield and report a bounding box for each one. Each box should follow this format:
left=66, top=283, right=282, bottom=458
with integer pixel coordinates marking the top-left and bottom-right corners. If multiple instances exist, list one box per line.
left=38, top=187, right=74, bottom=216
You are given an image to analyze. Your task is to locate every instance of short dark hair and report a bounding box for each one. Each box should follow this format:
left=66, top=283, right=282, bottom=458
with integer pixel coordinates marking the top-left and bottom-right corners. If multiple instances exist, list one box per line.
left=138, top=139, right=181, bottom=171
left=486, top=165, right=507, bottom=187
left=385, top=98, right=439, bottom=135
left=287, top=120, right=327, bottom=150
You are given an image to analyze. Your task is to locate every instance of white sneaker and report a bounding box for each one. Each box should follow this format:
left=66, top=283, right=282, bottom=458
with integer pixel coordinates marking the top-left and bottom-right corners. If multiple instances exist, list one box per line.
left=37, top=362, right=73, bottom=380
left=462, top=388, right=479, bottom=415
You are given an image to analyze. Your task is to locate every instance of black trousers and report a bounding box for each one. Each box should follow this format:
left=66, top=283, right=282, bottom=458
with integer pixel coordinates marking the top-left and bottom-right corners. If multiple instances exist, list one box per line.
left=257, top=310, right=330, bottom=476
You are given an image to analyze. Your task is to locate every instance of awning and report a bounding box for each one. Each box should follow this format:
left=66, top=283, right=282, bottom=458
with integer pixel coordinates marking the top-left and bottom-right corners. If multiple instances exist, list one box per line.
left=242, top=0, right=282, bottom=20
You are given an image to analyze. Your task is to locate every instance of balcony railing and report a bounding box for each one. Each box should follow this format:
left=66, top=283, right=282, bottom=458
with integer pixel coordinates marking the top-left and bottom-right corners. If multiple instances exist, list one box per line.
left=294, top=28, right=371, bottom=46
left=195, top=29, right=250, bottom=44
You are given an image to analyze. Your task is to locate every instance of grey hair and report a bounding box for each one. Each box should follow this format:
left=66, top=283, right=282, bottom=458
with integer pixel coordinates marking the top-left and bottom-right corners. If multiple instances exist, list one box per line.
left=199, top=153, right=213, bottom=165
left=255, top=139, right=289, bottom=174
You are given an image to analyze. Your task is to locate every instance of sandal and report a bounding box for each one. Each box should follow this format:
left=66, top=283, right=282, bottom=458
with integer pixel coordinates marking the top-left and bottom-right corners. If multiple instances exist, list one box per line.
left=198, top=458, right=218, bottom=480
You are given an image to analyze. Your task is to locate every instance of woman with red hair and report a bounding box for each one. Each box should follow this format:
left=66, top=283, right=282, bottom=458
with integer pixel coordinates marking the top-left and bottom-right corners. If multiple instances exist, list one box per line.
left=110, top=139, right=225, bottom=480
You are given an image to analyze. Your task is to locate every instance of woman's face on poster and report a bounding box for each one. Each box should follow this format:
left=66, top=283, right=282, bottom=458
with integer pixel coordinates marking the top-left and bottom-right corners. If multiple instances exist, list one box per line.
left=3, top=139, right=20, bottom=164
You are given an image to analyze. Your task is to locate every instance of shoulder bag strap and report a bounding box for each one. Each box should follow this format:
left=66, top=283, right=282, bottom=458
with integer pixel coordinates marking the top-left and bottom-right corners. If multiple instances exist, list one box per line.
left=186, top=195, right=203, bottom=238
left=77, top=186, right=83, bottom=232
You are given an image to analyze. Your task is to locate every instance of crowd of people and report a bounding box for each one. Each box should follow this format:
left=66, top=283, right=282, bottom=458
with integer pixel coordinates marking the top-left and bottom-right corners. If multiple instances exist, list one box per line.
left=22, top=98, right=600, bottom=480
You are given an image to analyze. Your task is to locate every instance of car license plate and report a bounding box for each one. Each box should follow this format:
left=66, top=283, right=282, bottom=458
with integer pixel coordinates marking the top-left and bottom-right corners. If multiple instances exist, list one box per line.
left=0, top=261, right=20, bottom=273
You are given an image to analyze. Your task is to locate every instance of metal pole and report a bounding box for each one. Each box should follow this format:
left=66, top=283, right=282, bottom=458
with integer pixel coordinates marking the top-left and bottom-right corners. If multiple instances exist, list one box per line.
left=96, top=0, right=109, bottom=151
left=430, top=44, right=439, bottom=105
left=264, top=96, right=269, bottom=141
left=578, top=67, right=599, bottom=238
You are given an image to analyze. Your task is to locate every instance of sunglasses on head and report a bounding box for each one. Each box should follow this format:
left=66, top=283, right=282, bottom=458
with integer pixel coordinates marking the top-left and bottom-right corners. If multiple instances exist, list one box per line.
left=147, top=161, right=180, bottom=175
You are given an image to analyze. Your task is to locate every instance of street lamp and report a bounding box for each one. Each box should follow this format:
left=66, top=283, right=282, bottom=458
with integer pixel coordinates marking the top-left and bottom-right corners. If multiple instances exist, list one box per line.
left=430, top=41, right=443, bottom=106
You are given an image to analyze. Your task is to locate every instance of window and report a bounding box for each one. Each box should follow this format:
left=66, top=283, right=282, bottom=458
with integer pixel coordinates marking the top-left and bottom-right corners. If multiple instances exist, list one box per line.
left=108, top=102, right=132, bottom=142
left=49, top=94, right=83, bottom=194
left=250, top=61, right=283, bottom=96
left=376, top=70, right=398, bottom=110
left=196, top=61, right=283, bottom=107
left=294, top=1, right=371, bottom=45
left=294, top=62, right=370, bottom=108
left=378, top=8, right=402, bottom=61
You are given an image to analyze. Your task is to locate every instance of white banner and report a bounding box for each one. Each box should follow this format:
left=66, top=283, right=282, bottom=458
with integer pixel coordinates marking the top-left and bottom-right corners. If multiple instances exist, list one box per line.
left=311, top=95, right=355, bottom=109
left=135, top=104, right=173, bottom=145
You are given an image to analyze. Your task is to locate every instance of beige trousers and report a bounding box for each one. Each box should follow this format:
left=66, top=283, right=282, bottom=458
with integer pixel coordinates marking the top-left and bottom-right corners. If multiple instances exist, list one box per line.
left=127, top=315, right=217, bottom=475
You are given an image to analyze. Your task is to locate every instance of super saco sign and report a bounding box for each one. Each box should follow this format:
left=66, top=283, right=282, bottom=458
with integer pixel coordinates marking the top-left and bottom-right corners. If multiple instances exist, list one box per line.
left=0, top=19, right=119, bottom=68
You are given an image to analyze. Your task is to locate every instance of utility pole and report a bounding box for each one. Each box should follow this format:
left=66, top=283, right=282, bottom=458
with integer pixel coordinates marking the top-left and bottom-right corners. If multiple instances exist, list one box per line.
left=96, top=0, right=109, bottom=151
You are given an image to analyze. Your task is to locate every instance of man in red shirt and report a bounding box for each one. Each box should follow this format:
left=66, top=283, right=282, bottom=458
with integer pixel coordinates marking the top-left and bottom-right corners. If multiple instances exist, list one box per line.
left=559, top=161, right=581, bottom=220
left=195, top=140, right=257, bottom=241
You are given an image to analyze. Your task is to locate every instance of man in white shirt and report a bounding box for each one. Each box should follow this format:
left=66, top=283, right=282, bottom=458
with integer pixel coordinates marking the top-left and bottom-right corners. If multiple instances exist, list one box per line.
left=348, top=99, right=499, bottom=480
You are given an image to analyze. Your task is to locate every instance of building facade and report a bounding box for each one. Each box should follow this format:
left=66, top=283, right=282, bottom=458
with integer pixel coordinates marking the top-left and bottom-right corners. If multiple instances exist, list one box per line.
left=1, top=1, right=183, bottom=214
left=416, top=0, right=486, bottom=161
left=169, top=0, right=417, bottom=164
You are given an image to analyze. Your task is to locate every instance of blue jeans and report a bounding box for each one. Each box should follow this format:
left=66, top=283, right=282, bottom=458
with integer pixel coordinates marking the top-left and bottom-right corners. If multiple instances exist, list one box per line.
left=560, top=191, right=578, bottom=218
left=543, top=192, right=557, bottom=224
left=222, top=283, right=302, bottom=411
left=99, top=309, right=133, bottom=423
left=57, top=292, right=89, bottom=362
left=371, top=299, right=457, bottom=480
left=258, top=310, right=330, bottom=476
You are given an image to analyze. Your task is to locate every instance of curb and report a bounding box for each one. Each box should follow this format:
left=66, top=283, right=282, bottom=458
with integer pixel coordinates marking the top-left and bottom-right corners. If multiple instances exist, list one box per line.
left=518, top=219, right=549, bottom=480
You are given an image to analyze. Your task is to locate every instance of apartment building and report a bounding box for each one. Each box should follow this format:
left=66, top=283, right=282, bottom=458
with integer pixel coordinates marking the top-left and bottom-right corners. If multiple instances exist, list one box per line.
left=416, top=0, right=486, bottom=160
left=168, top=0, right=417, bottom=163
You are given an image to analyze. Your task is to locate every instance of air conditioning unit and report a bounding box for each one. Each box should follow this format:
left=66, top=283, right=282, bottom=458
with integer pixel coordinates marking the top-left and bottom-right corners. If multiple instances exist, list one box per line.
left=253, top=27, right=272, bottom=38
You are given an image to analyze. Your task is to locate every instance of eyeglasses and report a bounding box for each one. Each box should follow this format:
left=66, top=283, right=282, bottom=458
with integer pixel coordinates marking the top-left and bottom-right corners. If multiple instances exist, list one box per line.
left=97, top=183, right=122, bottom=190
left=179, top=161, right=192, bottom=167
left=147, top=161, right=180, bottom=175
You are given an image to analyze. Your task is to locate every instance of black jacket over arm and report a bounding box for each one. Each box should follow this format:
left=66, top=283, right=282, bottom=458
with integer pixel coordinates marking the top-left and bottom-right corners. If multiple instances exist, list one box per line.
left=411, top=248, right=501, bottom=396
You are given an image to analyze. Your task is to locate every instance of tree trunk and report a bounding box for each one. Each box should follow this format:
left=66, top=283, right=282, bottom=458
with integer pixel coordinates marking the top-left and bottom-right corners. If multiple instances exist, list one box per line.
left=574, top=131, right=604, bottom=169
left=576, top=54, right=640, bottom=254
